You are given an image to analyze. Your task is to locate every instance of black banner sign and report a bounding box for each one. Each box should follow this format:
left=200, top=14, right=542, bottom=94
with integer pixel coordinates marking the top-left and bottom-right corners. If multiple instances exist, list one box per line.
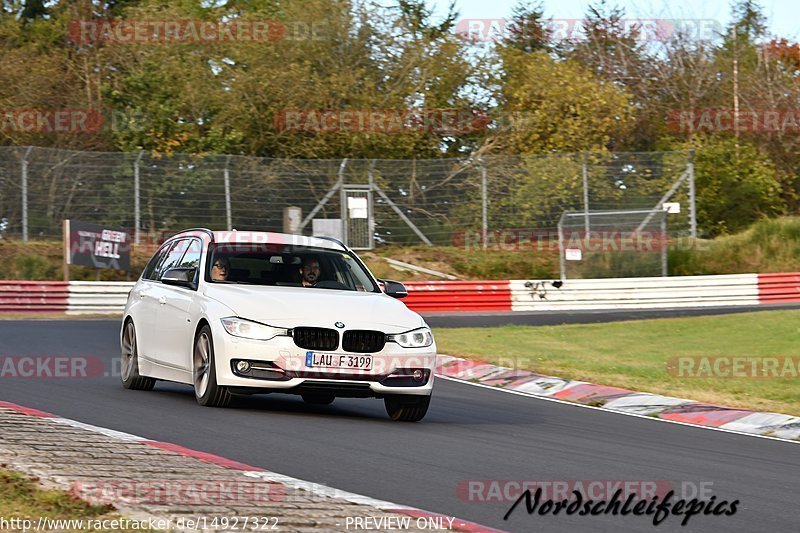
left=66, top=219, right=131, bottom=271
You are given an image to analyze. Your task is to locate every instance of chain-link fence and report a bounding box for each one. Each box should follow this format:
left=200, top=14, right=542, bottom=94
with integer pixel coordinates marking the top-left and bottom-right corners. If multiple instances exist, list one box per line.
left=559, top=209, right=669, bottom=279
left=0, top=146, right=695, bottom=254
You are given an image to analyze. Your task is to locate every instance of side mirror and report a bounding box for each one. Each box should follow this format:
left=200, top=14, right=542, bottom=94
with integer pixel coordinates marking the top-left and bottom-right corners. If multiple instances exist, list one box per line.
left=161, top=267, right=198, bottom=289
left=380, top=279, right=408, bottom=299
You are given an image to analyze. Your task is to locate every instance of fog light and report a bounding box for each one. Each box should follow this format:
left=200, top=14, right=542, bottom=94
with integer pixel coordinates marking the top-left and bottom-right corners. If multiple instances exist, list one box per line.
left=412, top=369, right=424, bottom=381
left=236, top=361, right=251, bottom=373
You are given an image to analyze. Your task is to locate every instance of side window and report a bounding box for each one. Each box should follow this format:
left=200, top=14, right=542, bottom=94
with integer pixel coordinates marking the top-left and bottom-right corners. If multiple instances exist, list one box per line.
left=179, top=239, right=202, bottom=269
left=157, top=239, right=190, bottom=280
left=142, top=242, right=174, bottom=281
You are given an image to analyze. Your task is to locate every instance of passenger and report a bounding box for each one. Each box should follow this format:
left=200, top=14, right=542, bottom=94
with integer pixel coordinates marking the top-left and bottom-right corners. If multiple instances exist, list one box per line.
left=211, top=256, right=230, bottom=281
left=299, top=257, right=321, bottom=287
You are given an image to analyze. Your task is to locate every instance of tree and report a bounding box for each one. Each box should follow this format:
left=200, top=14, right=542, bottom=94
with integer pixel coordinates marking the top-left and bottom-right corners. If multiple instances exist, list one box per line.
left=491, top=49, right=633, bottom=154
left=502, top=1, right=551, bottom=54
left=690, top=135, right=783, bottom=235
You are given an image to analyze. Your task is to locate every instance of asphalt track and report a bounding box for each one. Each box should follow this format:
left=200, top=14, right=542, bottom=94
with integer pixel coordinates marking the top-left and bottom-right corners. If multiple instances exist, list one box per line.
left=0, top=317, right=799, bottom=532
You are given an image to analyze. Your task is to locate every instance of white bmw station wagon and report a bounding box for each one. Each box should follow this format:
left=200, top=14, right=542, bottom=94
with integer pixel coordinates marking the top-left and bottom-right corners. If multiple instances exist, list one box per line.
left=120, top=229, right=436, bottom=421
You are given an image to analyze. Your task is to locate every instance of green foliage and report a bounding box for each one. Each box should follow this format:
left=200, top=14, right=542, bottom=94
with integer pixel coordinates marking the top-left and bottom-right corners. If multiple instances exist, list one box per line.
left=14, top=253, right=55, bottom=280
left=688, top=136, right=784, bottom=235
left=0, top=0, right=799, bottom=240
left=501, top=2, right=551, bottom=54
left=670, top=216, right=800, bottom=275
left=494, top=50, right=634, bottom=154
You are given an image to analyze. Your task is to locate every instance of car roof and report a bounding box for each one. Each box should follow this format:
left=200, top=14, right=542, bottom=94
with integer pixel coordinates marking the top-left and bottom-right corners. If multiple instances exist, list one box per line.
left=168, top=229, right=346, bottom=251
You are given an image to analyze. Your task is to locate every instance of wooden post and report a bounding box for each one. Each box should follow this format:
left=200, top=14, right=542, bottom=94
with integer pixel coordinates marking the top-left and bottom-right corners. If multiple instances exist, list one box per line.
left=62, top=219, right=70, bottom=282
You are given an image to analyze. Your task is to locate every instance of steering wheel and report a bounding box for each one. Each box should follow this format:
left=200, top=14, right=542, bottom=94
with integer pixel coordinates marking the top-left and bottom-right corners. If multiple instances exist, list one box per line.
left=312, top=280, right=350, bottom=290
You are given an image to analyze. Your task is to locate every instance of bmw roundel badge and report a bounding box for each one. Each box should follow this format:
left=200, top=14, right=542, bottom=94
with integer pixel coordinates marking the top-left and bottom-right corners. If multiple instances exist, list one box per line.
left=335, top=322, right=345, bottom=328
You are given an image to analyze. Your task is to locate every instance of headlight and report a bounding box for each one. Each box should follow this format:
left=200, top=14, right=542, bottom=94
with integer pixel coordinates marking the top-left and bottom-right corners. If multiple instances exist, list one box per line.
left=220, top=317, right=288, bottom=341
left=389, top=327, right=434, bottom=348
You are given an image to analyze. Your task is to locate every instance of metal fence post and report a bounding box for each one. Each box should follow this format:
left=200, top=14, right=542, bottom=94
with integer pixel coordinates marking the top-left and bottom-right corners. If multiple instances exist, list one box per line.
left=661, top=214, right=668, bottom=276
left=582, top=153, right=590, bottom=235
left=133, top=151, right=143, bottom=245
left=688, top=148, right=696, bottom=239
left=21, top=146, right=32, bottom=242
left=558, top=212, right=567, bottom=280
left=224, top=155, right=232, bottom=230
left=481, top=160, right=488, bottom=250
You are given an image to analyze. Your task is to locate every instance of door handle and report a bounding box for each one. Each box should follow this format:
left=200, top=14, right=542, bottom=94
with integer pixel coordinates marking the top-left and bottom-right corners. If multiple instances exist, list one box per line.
left=158, top=296, right=167, bottom=305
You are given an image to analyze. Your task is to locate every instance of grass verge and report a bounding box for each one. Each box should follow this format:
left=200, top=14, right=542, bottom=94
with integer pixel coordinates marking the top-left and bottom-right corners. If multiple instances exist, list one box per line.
left=0, top=469, right=158, bottom=532
left=432, top=310, right=800, bottom=417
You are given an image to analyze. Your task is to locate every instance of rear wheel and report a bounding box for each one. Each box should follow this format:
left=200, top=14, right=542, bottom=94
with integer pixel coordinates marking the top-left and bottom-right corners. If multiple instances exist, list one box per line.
left=301, top=393, right=335, bottom=405
left=193, top=325, right=231, bottom=407
left=120, top=320, right=156, bottom=391
left=384, top=394, right=430, bottom=422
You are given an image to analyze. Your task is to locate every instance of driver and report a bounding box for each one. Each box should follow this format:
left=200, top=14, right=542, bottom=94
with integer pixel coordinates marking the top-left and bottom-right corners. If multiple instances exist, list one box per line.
left=211, top=256, right=230, bottom=282
left=299, top=257, right=321, bottom=287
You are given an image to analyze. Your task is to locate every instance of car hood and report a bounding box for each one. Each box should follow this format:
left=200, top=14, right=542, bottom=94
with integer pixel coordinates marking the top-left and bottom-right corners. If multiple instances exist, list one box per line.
left=203, top=284, right=425, bottom=331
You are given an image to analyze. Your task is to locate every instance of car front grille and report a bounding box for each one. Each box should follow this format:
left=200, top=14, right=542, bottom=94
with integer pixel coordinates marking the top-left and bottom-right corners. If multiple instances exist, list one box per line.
left=292, top=327, right=339, bottom=351
left=342, top=330, right=386, bottom=353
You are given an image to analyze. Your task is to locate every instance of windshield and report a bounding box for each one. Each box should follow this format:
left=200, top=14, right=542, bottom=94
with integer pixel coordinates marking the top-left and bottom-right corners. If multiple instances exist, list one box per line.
left=206, top=243, right=379, bottom=292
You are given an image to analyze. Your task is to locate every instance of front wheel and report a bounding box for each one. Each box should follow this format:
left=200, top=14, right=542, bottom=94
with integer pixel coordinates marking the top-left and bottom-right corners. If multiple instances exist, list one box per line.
left=384, top=394, right=430, bottom=422
left=193, top=325, right=231, bottom=407
left=120, top=320, right=156, bottom=391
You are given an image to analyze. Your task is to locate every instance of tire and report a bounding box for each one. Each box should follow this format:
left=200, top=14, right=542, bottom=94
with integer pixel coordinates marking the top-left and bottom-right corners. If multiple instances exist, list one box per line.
left=384, top=394, right=431, bottom=422
left=120, top=320, right=156, bottom=391
left=193, top=325, right=232, bottom=407
left=301, top=393, right=335, bottom=405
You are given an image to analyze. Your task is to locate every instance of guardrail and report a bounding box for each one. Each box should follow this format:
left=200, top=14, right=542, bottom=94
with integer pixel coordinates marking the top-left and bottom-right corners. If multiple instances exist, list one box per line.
left=0, top=281, right=69, bottom=313
left=0, top=273, right=798, bottom=315
left=67, top=281, right=135, bottom=314
left=510, top=274, right=760, bottom=311
left=403, top=281, right=512, bottom=312
left=757, top=273, right=800, bottom=304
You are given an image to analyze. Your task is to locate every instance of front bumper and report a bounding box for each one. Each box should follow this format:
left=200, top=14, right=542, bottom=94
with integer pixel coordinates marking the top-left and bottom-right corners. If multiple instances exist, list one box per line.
left=211, top=321, right=436, bottom=397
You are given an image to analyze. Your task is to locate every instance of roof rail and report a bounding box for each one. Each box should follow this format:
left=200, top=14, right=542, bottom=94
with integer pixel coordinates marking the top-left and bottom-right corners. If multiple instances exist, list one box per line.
left=314, top=236, right=348, bottom=250
left=173, top=228, right=215, bottom=241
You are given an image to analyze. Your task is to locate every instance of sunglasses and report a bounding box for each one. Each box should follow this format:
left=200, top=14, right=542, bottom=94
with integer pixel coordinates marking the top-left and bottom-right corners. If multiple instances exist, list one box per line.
left=213, top=263, right=228, bottom=269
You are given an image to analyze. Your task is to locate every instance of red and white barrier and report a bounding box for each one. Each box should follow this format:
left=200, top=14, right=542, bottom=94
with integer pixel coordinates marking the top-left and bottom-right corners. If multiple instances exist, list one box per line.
left=757, top=272, right=800, bottom=304
left=67, top=281, right=134, bottom=315
left=0, top=281, right=69, bottom=313
left=402, top=281, right=512, bottom=312
left=510, top=274, right=760, bottom=311
left=2, top=272, right=800, bottom=314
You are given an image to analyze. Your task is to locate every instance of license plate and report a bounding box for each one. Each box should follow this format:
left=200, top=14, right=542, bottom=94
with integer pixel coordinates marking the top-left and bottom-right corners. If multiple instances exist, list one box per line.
left=305, top=352, right=373, bottom=370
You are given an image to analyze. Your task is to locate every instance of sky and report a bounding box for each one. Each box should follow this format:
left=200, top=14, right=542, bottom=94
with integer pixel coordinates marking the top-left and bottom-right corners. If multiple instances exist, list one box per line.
left=428, top=0, right=800, bottom=41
